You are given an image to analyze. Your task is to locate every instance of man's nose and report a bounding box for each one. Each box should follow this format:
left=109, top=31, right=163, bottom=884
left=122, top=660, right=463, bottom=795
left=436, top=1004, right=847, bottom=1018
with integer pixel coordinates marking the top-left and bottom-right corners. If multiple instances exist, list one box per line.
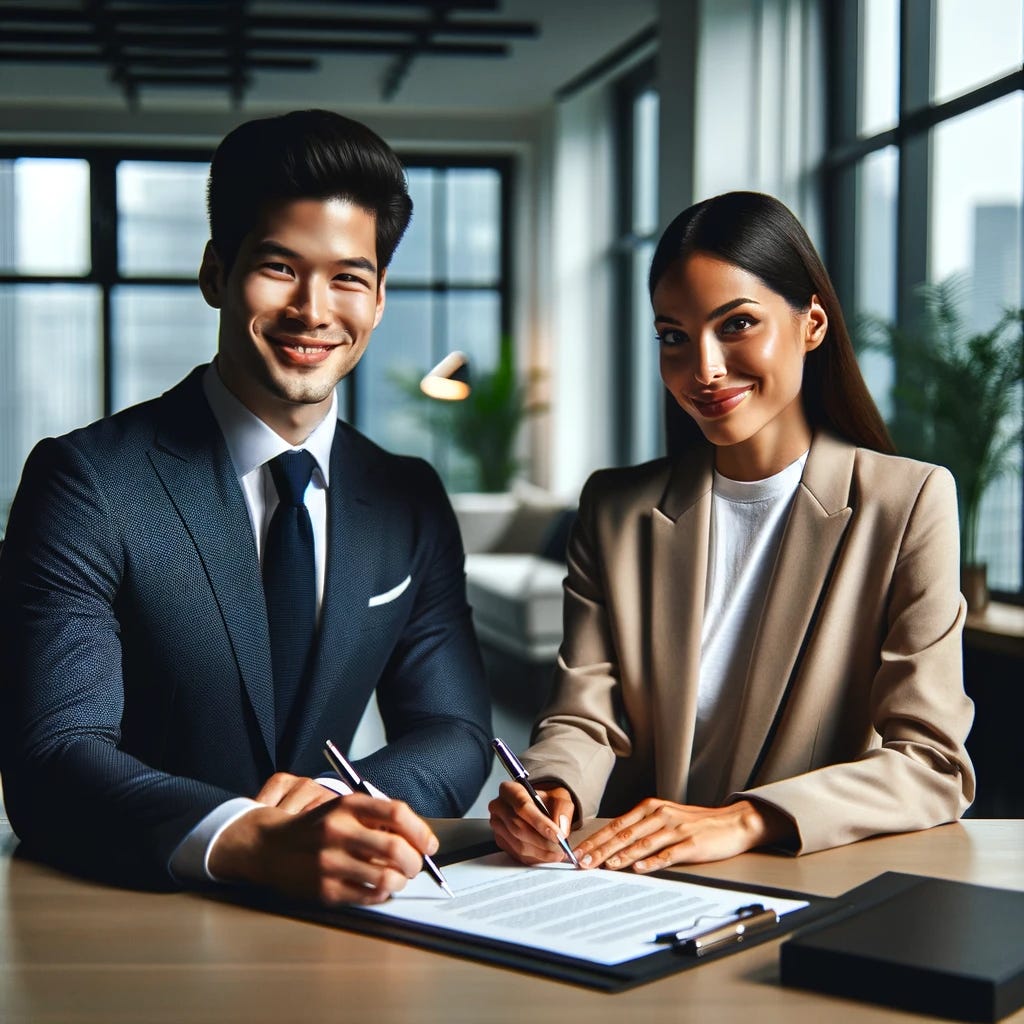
left=286, top=276, right=330, bottom=328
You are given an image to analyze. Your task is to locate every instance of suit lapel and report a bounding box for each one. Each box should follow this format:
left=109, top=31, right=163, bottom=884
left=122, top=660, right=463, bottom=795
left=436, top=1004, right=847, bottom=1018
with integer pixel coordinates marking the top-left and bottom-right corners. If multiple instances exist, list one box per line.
left=724, top=432, right=855, bottom=793
left=649, top=447, right=714, bottom=803
left=147, top=369, right=276, bottom=766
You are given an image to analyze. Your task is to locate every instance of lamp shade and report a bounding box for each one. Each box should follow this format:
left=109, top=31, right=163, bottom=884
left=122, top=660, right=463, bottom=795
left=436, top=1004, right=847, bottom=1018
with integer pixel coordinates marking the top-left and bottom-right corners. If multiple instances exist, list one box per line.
left=420, top=351, right=470, bottom=400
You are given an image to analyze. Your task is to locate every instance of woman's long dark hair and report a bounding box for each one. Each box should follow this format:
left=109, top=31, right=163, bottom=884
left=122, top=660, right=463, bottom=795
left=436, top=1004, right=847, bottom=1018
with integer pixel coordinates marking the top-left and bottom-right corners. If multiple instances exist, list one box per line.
left=650, top=191, right=894, bottom=455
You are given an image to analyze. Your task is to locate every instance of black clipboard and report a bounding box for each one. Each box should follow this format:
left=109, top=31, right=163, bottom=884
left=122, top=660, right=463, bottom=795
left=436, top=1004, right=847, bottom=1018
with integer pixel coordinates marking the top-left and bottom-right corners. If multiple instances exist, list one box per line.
left=231, top=840, right=838, bottom=992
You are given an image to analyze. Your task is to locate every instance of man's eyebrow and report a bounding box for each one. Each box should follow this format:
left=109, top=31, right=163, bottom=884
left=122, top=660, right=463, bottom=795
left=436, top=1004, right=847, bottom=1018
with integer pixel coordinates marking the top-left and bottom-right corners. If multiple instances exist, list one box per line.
left=251, top=240, right=377, bottom=275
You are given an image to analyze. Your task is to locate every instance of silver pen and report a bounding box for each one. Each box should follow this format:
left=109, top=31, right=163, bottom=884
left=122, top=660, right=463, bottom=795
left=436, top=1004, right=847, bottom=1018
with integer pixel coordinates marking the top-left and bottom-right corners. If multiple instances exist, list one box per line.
left=491, top=737, right=579, bottom=867
left=323, top=739, right=454, bottom=898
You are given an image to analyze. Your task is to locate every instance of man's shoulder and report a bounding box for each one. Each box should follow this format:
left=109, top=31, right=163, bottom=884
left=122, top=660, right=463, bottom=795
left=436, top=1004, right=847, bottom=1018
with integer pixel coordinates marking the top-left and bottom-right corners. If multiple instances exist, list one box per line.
left=332, top=419, right=446, bottom=500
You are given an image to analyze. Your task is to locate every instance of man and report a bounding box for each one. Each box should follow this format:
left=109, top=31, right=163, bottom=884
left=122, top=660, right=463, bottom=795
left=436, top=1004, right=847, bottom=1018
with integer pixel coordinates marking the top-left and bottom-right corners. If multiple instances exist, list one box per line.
left=0, top=110, right=492, bottom=905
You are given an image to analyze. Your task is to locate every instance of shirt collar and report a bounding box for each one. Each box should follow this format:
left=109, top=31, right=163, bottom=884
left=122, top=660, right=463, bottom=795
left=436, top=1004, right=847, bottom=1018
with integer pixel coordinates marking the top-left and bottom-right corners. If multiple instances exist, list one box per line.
left=202, top=362, right=337, bottom=485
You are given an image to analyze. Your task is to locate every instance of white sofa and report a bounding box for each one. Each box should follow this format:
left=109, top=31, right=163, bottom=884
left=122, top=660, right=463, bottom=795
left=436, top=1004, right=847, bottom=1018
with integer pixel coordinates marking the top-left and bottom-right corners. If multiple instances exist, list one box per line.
left=451, top=483, right=572, bottom=663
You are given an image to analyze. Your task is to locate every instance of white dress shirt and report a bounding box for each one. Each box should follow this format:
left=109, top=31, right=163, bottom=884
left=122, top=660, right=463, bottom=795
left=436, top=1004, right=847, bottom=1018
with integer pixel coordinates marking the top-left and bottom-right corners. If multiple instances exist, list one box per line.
left=168, top=363, right=348, bottom=882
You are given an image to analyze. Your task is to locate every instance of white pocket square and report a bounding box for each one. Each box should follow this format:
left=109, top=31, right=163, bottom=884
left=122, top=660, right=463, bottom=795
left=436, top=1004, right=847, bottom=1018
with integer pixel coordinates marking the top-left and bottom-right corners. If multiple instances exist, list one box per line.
left=368, top=574, right=412, bottom=607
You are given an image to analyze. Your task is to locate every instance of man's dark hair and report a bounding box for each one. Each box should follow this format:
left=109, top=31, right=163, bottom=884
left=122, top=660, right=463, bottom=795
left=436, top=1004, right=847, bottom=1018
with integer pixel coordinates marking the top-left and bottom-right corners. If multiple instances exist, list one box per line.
left=206, top=108, right=412, bottom=274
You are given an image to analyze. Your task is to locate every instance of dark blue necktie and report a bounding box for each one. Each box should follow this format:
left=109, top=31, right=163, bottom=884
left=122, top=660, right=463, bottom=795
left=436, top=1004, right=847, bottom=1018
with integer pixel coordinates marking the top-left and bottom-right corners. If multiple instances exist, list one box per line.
left=263, top=450, right=317, bottom=748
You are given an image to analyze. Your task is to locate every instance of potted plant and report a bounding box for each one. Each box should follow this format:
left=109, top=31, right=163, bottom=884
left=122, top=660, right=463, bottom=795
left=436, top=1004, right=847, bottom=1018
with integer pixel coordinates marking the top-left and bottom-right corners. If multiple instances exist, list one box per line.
left=860, top=277, right=1024, bottom=609
left=391, top=335, right=546, bottom=493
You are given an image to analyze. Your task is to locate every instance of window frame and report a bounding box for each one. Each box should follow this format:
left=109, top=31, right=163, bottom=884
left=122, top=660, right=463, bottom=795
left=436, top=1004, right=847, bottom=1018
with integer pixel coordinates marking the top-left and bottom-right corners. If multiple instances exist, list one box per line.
left=823, top=0, right=1024, bottom=601
left=0, top=146, right=513, bottom=454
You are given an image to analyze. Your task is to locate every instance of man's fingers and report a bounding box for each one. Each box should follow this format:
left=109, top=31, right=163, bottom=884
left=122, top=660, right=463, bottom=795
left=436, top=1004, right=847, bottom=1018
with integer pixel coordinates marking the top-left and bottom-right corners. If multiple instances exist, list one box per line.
left=337, top=794, right=440, bottom=858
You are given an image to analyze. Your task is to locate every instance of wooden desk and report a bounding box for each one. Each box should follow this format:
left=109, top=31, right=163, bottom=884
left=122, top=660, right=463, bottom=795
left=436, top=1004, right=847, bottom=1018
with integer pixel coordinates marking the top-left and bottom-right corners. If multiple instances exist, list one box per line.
left=2, top=817, right=1022, bottom=1024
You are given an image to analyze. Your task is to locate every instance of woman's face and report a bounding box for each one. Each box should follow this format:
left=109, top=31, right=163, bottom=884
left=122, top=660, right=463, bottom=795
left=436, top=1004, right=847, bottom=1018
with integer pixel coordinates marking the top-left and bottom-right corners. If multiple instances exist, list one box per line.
left=653, top=251, right=826, bottom=479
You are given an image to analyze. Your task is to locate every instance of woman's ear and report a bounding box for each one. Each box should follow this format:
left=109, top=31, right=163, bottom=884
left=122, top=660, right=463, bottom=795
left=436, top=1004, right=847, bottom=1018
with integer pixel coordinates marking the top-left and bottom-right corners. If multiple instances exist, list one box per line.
left=198, top=241, right=224, bottom=310
left=805, top=294, right=828, bottom=351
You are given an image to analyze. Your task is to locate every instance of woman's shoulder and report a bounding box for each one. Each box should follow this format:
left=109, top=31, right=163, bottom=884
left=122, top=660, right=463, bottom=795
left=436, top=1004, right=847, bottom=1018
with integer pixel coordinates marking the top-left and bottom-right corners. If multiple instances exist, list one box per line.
left=814, top=433, right=957, bottom=510
left=580, top=456, right=677, bottom=506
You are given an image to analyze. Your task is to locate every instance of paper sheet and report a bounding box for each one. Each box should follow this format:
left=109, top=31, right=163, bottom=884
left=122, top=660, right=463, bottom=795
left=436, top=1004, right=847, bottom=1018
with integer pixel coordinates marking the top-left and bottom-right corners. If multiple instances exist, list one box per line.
left=360, top=852, right=809, bottom=966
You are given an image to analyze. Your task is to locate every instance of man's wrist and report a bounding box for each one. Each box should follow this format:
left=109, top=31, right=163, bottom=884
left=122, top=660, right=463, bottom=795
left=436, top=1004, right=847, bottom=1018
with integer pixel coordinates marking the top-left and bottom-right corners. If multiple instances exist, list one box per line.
left=207, top=804, right=283, bottom=885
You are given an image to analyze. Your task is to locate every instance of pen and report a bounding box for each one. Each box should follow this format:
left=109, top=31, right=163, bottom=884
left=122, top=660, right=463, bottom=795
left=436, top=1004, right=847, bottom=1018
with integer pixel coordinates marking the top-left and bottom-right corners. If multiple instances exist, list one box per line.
left=655, top=903, right=779, bottom=955
left=491, top=737, right=579, bottom=867
left=322, top=739, right=454, bottom=899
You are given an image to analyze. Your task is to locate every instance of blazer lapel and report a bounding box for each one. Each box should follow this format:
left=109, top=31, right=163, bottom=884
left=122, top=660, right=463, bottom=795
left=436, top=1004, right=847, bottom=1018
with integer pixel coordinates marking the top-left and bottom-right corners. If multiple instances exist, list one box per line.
left=283, top=428, right=388, bottom=763
left=147, top=369, right=276, bottom=766
left=724, top=432, right=855, bottom=794
left=649, top=447, right=714, bottom=803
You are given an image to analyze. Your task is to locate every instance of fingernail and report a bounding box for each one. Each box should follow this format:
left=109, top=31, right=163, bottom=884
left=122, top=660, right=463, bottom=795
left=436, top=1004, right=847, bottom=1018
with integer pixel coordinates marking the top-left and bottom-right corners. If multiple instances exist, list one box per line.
left=558, top=815, right=569, bottom=837
left=427, top=835, right=439, bottom=856
left=635, top=860, right=647, bottom=872
left=581, top=854, right=592, bottom=867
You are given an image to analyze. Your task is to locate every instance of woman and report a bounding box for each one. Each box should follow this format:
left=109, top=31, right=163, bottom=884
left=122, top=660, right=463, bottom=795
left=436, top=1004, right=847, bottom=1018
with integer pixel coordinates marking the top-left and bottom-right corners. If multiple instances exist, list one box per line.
left=490, top=191, right=974, bottom=872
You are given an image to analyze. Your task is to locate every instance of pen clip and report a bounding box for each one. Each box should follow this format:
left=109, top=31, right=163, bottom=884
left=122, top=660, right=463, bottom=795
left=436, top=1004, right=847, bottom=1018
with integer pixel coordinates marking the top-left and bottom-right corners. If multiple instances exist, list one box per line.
left=323, top=738, right=364, bottom=791
left=491, top=737, right=528, bottom=781
left=672, top=906, right=779, bottom=957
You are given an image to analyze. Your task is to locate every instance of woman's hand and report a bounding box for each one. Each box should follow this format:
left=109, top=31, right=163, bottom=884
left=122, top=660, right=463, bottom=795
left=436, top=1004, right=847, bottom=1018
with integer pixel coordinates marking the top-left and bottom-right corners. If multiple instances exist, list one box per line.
left=574, top=798, right=794, bottom=872
left=489, top=780, right=576, bottom=865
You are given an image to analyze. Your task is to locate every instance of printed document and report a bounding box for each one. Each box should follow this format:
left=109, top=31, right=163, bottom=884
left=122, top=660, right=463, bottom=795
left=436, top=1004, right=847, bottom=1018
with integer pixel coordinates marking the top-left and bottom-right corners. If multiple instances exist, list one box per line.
left=360, top=852, right=808, bottom=966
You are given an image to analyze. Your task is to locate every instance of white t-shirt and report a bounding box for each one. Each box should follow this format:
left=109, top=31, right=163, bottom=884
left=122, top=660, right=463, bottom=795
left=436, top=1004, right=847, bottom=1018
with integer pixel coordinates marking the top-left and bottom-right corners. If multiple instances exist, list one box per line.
left=686, top=452, right=807, bottom=806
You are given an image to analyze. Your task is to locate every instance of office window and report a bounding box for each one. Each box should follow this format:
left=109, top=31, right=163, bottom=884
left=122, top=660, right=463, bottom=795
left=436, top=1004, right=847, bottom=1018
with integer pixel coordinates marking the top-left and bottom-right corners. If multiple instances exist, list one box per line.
left=355, top=161, right=509, bottom=491
left=612, top=61, right=661, bottom=466
left=858, top=0, right=899, bottom=136
left=827, top=1, right=1024, bottom=596
left=0, top=150, right=510, bottom=520
left=117, top=161, right=210, bottom=277
left=933, top=0, right=1023, bottom=105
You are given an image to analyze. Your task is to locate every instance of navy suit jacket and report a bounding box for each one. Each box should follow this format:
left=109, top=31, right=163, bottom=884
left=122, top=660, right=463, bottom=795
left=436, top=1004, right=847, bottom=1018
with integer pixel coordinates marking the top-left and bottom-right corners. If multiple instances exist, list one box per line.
left=0, top=367, right=491, bottom=887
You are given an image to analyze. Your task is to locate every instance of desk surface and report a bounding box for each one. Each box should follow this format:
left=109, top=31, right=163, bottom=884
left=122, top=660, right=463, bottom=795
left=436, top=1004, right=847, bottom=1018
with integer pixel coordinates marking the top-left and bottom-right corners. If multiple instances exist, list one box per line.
left=2, top=817, right=1022, bottom=1024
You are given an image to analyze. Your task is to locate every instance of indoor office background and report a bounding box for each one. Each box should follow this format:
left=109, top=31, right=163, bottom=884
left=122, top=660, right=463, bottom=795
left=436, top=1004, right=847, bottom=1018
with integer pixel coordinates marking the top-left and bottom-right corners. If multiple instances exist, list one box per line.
left=0, top=0, right=1021, bottom=816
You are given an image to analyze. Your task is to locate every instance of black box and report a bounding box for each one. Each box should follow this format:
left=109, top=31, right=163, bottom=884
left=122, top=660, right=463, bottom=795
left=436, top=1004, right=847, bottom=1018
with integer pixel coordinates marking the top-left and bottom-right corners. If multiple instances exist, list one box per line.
left=780, top=872, right=1024, bottom=1022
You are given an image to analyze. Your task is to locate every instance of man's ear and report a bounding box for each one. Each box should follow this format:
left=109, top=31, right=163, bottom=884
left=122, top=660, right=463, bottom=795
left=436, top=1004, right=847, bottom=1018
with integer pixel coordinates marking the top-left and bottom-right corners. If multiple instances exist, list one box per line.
left=804, top=294, right=828, bottom=352
left=373, top=267, right=387, bottom=329
left=198, top=241, right=225, bottom=310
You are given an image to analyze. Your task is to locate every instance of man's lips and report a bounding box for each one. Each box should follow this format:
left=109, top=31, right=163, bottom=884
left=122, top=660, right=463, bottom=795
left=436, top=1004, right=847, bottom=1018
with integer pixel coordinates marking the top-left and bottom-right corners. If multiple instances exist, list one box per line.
left=689, top=385, right=753, bottom=418
left=269, top=335, right=343, bottom=366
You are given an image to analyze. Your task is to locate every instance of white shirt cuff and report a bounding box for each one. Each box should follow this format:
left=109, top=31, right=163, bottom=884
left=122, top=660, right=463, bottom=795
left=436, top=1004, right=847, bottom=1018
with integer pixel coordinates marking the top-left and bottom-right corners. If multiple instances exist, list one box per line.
left=168, top=797, right=261, bottom=884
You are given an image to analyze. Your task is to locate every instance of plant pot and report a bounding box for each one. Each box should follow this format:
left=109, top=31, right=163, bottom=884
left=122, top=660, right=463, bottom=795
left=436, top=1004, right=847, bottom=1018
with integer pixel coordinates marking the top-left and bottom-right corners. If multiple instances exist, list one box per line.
left=961, top=563, right=989, bottom=613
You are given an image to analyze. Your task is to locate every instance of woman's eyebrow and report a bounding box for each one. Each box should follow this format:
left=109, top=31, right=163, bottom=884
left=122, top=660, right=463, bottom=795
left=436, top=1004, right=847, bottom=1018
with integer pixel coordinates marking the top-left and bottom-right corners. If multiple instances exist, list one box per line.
left=654, top=296, right=759, bottom=325
left=706, top=297, right=758, bottom=320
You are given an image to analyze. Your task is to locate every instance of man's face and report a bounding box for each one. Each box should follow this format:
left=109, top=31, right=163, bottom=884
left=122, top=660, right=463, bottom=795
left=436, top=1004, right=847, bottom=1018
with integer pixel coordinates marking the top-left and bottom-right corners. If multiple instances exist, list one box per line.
left=200, top=197, right=385, bottom=439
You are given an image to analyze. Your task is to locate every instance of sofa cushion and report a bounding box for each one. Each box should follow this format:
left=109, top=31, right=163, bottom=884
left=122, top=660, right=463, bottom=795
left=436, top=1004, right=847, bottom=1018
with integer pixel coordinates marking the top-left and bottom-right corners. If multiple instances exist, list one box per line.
left=464, top=553, right=564, bottom=660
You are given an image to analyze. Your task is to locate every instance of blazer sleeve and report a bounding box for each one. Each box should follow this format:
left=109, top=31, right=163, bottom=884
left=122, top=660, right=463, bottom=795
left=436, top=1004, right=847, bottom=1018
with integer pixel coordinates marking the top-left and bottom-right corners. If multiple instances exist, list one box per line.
left=0, top=437, right=239, bottom=888
left=737, top=464, right=976, bottom=853
left=351, top=460, right=492, bottom=816
left=520, top=471, right=632, bottom=818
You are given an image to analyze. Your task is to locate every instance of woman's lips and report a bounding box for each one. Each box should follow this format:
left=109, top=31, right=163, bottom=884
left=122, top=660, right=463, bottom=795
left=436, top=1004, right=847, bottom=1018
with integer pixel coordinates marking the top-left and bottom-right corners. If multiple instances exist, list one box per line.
left=689, top=386, right=753, bottom=418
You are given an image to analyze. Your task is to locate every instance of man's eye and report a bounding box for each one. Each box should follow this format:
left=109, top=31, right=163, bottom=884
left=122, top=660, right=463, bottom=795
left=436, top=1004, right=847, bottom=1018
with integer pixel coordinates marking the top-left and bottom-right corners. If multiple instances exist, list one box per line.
left=656, top=329, right=686, bottom=346
left=264, top=262, right=293, bottom=275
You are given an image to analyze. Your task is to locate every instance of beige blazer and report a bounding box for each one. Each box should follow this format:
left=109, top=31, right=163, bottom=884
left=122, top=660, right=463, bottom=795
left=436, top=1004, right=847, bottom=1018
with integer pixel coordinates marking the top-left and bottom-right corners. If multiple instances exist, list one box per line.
left=522, top=431, right=975, bottom=854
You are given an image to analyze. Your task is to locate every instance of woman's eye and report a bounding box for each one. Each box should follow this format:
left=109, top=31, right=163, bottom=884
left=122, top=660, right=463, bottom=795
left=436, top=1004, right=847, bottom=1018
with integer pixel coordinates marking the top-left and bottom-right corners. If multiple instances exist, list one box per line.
left=656, top=329, right=686, bottom=346
left=721, top=314, right=756, bottom=334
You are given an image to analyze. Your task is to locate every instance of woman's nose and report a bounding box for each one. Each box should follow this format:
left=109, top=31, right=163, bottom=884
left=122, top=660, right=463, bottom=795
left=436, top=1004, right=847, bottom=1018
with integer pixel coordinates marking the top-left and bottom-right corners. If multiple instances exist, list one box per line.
left=694, top=334, right=727, bottom=385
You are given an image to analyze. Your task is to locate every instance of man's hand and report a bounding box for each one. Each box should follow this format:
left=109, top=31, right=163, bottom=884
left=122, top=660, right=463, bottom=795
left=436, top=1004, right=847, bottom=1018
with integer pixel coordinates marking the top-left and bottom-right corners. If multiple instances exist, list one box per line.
left=209, top=794, right=440, bottom=906
left=572, top=798, right=794, bottom=872
left=488, top=780, right=576, bottom=865
left=254, top=772, right=339, bottom=814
